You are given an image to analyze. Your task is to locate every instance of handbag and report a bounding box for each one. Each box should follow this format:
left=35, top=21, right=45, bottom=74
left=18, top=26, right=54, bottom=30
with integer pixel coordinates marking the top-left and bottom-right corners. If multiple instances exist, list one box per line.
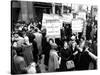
left=66, top=60, right=75, bottom=69
left=27, top=62, right=36, bottom=74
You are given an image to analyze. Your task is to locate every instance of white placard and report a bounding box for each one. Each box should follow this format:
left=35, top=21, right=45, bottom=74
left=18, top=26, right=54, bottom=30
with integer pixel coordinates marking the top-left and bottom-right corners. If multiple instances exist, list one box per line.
left=62, top=14, right=73, bottom=23
left=72, top=19, right=84, bottom=32
left=42, top=13, right=61, bottom=38
left=77, top=11, right=86, bottom=20
left=46, top=19, right=61, bottom=38
left=42, top=14, right=54, bottom=27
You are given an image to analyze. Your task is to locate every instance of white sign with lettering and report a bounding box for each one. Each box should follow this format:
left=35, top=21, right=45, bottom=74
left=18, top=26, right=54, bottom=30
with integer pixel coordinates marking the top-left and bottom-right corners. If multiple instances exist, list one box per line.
left=42, top=13, right=61, bottom=38
left=72, top=19, right=84, bottom=32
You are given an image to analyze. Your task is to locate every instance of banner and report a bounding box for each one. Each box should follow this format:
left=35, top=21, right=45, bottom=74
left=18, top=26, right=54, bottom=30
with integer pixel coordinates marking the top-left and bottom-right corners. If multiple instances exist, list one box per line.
left=72, top=19, right=84, bottom=32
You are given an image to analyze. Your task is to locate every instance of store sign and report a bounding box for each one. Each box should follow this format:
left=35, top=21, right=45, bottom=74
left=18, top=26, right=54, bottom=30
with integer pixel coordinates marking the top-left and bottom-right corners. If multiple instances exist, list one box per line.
left=72, top=19, right=84, bottom=32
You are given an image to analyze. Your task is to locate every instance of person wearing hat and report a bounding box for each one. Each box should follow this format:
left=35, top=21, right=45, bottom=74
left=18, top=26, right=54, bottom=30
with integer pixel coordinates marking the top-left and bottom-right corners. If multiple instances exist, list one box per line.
left=34, top=28, right=42, bottom=56
left=70, top=36, right=80, bottom=69
left=69, top=35, right=77, bottom=47
left=60, top=41, right=72, bottom=71
left=48, top=43, right=60, bottom=72
left=71, top=35, right=76, bottom=41
left=79, top=37, right=86, bottom=50
left=12, top=49, right=28, bottom=74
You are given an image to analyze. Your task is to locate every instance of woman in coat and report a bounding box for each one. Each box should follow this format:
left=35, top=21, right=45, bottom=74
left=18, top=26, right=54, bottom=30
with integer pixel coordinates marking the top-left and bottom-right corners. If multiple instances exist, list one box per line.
left=48, top=43, right=60, bottom=72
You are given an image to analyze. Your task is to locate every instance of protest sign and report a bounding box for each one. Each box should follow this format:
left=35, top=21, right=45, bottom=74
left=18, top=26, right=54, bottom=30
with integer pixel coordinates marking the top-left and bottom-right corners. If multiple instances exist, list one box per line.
left=77, top=11, right=86, bottom=20
left=42, top=14, right=53, bottom=28
left=42, top=13, right=62, bottom=38
left=46, top=19, right=61, bottom=38
left=72, top=19, right=84, bottom=32
left=62, top=14, right=73, bottom=23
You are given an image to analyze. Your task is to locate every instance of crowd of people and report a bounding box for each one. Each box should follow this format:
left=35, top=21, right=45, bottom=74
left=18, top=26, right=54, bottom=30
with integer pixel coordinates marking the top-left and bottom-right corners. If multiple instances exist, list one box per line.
left=11, top=14, right=97, bottom=74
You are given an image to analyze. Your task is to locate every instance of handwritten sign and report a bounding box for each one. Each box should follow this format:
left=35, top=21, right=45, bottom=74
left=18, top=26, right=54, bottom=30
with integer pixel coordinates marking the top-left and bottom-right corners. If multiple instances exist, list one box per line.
left=42, top=13, right=61, bottom=38
left=62, top=14, right=73, bottom=23
left=46, top=20, right=61, bottom=38
left=72, top=19, right=84, bottom=32
left=77, top=11, right=86, bottom=20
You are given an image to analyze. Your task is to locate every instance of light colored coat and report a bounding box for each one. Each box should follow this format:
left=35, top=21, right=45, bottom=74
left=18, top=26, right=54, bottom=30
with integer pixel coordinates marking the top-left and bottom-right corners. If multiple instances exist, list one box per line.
left=34, top=32, right=42, bottom=55
left=48, top=49, right=59, bottom=72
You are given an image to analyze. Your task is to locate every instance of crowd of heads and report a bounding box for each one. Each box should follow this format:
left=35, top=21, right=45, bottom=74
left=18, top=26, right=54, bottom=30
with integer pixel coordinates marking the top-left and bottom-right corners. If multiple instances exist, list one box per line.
left=11, top=16, right=97, bottom=57
left=11, top=14, right=97, bottom=74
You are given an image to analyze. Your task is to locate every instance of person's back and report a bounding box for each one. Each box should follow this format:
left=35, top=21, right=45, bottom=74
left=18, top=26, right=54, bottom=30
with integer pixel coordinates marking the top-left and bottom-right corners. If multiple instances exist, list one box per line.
left=86, top=25, right=92, bottom=40
left=34, top=32, right=42, bottom=55
left=26, top=31, right=35, bottom=43
left=23, top=35, right=30, bottom=45
left=13, top=55, right=27, bottom=74
left=34, top=32, right=42, bottom=43
left=77, top=51, right=91, bottom=70
left=48, top=49, right=59, bottom=72
left=12, top=33, right=25, bottom=48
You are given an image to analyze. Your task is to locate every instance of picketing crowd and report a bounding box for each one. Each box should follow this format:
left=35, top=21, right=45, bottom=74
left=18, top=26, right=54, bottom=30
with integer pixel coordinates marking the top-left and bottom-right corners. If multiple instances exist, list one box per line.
left=11, top=13, right=97, bottom=74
